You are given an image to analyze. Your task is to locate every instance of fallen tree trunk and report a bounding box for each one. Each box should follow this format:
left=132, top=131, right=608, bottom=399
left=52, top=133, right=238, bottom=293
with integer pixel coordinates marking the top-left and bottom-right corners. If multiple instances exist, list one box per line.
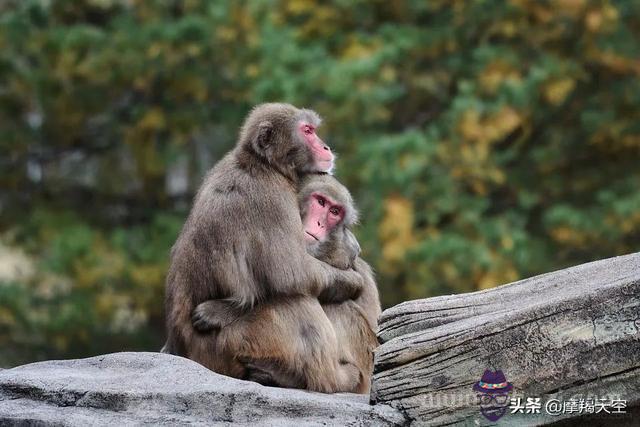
left=372, top=252, right=640, bottom=426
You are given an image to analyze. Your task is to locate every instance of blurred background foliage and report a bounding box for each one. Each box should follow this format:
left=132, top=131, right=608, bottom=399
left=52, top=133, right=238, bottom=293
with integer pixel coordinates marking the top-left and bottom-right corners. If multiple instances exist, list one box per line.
left=1, top=0, right=639, bottom=366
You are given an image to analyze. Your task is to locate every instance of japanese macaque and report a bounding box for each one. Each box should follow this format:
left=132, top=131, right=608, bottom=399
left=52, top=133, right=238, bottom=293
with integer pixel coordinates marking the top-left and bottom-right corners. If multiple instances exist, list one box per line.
left=192, top=174, right=381, bottom=393
left=162, top=104, right=364, bottom=373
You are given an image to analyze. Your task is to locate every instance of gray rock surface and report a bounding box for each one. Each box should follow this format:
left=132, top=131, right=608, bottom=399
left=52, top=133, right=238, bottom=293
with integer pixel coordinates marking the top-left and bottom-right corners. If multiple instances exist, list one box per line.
left=372, top=252, right=640, bottom=426
left=0, top=352, right=406, bottom=426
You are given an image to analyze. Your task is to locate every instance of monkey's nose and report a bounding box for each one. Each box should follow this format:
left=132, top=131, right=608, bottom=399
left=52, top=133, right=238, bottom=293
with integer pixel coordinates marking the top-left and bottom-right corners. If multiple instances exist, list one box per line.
left=323, top=146, right=330, bottom=151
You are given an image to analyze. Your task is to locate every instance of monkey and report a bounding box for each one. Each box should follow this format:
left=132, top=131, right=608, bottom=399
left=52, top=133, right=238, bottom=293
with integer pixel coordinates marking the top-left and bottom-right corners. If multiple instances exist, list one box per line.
left=191, top=174, right=381, bottom=393
left=298, top=174, right=381, bottom=393
left=162, top=104, right=364, bottom=375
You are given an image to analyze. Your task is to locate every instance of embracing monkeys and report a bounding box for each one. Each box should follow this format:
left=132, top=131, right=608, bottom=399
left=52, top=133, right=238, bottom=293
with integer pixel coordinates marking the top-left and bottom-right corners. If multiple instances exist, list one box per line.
left=163, top=103, right=381, bottom=393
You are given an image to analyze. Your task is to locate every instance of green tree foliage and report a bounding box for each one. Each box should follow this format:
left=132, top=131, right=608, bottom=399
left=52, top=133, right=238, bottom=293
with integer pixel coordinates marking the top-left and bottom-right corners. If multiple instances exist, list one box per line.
left=1, top=0, right=639, bottom=365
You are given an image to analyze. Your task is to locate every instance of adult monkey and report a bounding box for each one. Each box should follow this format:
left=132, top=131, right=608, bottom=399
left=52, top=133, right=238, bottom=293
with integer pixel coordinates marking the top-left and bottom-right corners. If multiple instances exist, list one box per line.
left=192, top=174, right=381, bottom=393
left=162, top=104, right=364, bottom=371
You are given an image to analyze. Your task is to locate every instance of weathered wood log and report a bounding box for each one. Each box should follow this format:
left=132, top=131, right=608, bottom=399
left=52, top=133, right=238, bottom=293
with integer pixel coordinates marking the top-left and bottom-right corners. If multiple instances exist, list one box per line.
left=372, top=252, right=640, bottom=425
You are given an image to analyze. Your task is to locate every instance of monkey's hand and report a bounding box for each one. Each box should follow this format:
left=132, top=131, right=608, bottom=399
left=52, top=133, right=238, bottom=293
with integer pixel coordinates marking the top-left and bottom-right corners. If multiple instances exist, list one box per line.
left=238, top=356, right=297, bottom=389
left=192, top=300, right=242, bottom=333
left=318, top=269, right=363, bottom=304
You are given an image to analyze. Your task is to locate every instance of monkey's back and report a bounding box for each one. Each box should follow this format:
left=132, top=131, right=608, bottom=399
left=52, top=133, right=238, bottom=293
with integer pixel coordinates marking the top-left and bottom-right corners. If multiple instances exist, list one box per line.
left=168, top=150, right=302, bottom=305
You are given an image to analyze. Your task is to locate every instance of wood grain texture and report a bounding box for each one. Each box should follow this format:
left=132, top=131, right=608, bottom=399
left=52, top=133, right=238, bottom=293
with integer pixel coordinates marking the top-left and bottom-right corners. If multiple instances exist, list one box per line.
left=372, top=252, right=640, bottom=426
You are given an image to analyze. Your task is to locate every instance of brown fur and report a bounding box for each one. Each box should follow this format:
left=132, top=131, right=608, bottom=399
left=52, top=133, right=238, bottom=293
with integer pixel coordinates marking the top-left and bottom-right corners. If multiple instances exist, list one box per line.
left=161, top=104, right=364, bottom=371
left=192, top=174, right=381, bottom=393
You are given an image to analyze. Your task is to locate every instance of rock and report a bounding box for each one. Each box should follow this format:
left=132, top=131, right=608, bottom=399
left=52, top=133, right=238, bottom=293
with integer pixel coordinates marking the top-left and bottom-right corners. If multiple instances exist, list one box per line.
left=372, top=252, right=640, bottom=425
left=0, top=352, right=406, bottom=426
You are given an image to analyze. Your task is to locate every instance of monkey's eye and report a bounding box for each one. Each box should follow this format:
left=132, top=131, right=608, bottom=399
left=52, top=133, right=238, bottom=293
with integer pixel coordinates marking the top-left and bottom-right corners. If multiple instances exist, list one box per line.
left=317, top=197, right=326, bottom=207
left=304, top=125, right=314, bottom=135
left=329, top=207, right=341, bottom=216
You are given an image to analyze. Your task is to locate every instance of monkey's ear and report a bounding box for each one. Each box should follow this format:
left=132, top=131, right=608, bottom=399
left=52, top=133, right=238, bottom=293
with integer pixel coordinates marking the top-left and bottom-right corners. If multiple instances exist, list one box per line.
left=253, top=120, right=274, bottom=153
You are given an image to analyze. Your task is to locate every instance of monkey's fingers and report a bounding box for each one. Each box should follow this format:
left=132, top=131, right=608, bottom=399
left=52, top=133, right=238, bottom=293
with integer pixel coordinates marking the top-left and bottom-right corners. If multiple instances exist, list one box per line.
left=319, top=270, right=364, bottom=303
left=191, top=304, right=226, bottom=332
left=239, top=357, right=297, bottom=389
left=244, top=364, right=279, bottom=387
left=191, top=310, right=219, bottom=332
left=347, top=271, right=365, bottom=299
left=191, top=299, right=242, bottom=332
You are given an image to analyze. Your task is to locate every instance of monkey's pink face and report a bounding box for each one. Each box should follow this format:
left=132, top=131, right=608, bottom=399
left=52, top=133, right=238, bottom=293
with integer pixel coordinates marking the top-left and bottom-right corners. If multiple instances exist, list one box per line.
left=299, top=123, right=334, bottom=173
left=303, top=192, right=344, bottom=243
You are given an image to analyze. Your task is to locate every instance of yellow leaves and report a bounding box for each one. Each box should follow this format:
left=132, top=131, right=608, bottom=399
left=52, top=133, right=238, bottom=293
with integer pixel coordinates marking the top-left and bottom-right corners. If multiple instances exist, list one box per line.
left=95, top=291, right=115, bottom=317
left=216, top=26, right=237, bottom=43
left=130, top=264, right=165, bottom=289
left=341, top=37, right=382, bottom=61
left=449, top=107, right=522, bottom=193
left=215, top=5, right=258, bottom=50
left=246, top=64, right=260, bottom=78
left=0, top=307, right=15, bottom=327
left=459, top=107, right=522, bottom=146
left=620, top=211, right=640, bottom=234
left=501, top=235, right=514, bottom=251
left=550, top=226, right=587, bottom=247
left=478, top=262, right=519, bottom=290
left=621, top=134, right=640, bottom=149
left=543, top=78, right=576, bottom=105
left=74, top=239, right=125, bottom=289
left=170, top=77, right=209, bottom=103
left=147, top=42, right=164, bottom=59
left=476, top=248, right=520, bottom=290
left=458, top=111, right=483, bottom=144
left=590, top=120, right=640, bottom=153
left=379, top=195, right=416, bottom=273
left=551, top=0, right=586, bottom=18
left=587, top=49, right=640, bottom=76
left=605, top=211, right=640, bottom=235
left=185, top=43, right=202, bottom=58
left=125, top=108, right=166, bottom=178
left=285, top=0, right=318, bottom=14
left=496, top=20, right=518, bottom=38
left=381, top=66, right=397, bottom=83
left=441, top=262, right=460, bottom=283
left=280, top=0, right=339, bottom=37
left=491, top=107, right=523, bottom=141
left=585, top=4, right=619, bottom=33
left=479, top=61, right=521, bottom=94
left=54, top=335, right=69, bottom=352
left=138, top=108, right=166, bottom=132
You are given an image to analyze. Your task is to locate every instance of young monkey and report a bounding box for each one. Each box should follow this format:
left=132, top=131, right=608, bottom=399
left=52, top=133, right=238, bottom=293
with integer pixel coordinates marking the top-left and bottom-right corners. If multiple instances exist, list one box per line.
left=192, top=174, right=381, bottom=393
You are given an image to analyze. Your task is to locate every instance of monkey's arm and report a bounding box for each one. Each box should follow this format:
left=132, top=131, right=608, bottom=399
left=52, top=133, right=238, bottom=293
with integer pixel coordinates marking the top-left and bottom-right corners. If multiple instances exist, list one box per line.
left=316, top=268, right=362, bottom=303
left=298, top=254, right=364, bottom=303
left=351, top=257, right=381, bottom=330
left=192, top=300, right=244, bottom=333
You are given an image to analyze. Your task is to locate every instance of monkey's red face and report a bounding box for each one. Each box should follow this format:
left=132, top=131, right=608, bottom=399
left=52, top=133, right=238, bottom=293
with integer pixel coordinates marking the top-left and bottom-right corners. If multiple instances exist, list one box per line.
left=299, top=122, right=334, bottom=173
left=303, top=192, right=344, bottom=243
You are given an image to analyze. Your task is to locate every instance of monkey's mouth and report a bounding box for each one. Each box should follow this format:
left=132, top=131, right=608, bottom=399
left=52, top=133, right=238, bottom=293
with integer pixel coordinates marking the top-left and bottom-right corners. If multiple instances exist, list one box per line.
left=305, top=231, right=319, bottom=241
left=316, top=159, right=335, bottom=173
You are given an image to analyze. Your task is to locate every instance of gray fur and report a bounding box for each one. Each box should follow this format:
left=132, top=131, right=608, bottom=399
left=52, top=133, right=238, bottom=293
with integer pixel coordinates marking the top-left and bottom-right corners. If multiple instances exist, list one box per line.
left=192, top=174, right=381, bottom=393
left=162, top=103, right=363, bottom=365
